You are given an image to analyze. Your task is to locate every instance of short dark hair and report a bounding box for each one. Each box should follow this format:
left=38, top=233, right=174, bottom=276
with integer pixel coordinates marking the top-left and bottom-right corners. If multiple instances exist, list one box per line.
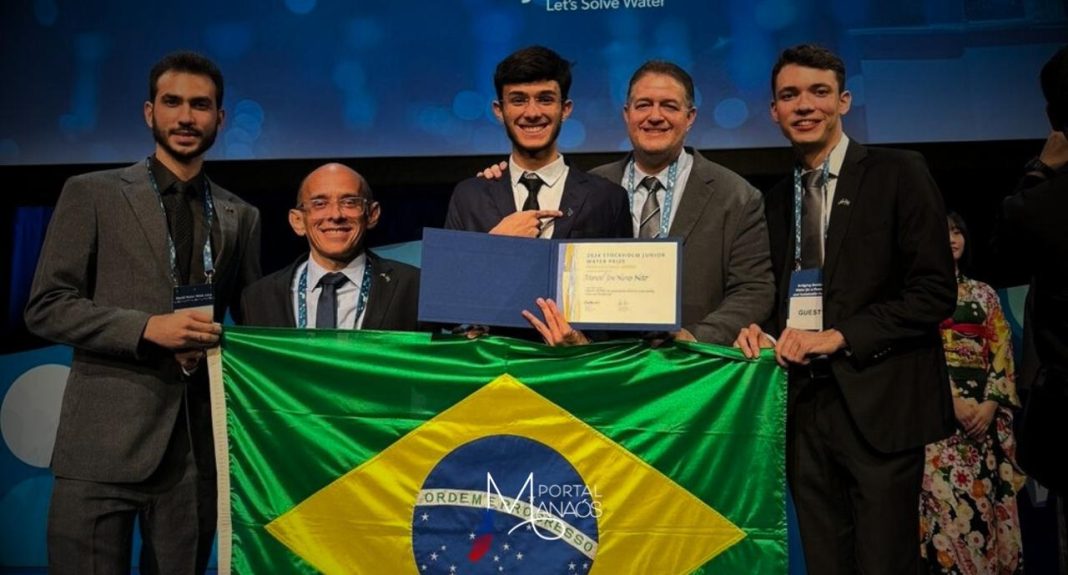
left=494, top=46, right=572, bottom=101
left=1040, top=44, right=1068, bottom=132
left=149, top=51, right=225, bottom=107
left=627, top=60, right=695, bottom=108
left=771, top=44, right=846, bottom=96
left=947, top=211, right=971, bottom=274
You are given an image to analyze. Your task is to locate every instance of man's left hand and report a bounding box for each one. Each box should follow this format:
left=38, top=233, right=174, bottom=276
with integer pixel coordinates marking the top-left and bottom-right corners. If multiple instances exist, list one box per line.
left=774, top=328, right=846, bottom=367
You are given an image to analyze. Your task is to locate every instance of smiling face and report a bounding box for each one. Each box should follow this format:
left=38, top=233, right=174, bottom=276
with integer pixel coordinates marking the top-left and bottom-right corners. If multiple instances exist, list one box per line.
left=624, top=72, right=696, bottom=173
left=770, top=64, right=851, bottom=168
left=144, top=71, right=223, bottom=167
left=493, top=80, right=573, bottom=170
left=289, top=164, right=380, bottom=271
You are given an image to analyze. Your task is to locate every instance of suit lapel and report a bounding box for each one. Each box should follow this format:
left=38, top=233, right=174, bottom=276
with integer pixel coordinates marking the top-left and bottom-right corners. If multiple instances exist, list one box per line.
left=491, top=171, right=517, bottom=223
left=362, top=252, right=394, bottom=330
left=553, top=169, right=590, bottom=239
left=669, top=151, right=715, bottom=241
left=822, top=141, right=867, bottom=288
left=209, top=180, right=238, bottom=277
left=120, top=163, right=173, bottom=284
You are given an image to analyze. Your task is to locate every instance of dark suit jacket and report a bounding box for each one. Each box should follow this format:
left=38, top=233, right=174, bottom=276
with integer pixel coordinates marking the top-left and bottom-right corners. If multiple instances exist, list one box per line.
left=444, top=164, right=632, bottom=239
left=591, top=149, right=775, bottom=344
left=239, top=251, right=421, bottom=331
left=1000, top=171, right=1068, bottom=371
left=764, top=141, right=957, bottom=453
left=24, top=161, right=262, bottom=482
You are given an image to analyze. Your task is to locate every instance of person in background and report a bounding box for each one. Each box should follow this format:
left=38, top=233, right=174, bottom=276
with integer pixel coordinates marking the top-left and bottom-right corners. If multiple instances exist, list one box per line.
left=994, top=43, right=1068, bottom=570
left=921, top=212, right=1025, bottom=574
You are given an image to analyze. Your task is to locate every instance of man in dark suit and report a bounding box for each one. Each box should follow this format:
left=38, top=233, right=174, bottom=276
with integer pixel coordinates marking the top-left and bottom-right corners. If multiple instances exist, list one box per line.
left=590, top=61, right=774, bottom=345
left=240, top=163, right=419, bottom=330
left=24, top=52, right=261, bottom=574
left=445, top=45, right=631, bottom=241
left=998, top=44, right=1068, bottom=559
left=735, top=44, right=956, bottom=574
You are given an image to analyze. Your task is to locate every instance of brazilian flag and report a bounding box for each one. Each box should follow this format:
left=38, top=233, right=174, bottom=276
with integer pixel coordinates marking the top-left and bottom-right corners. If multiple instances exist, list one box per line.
left=209, top=328, right=787, bottom=574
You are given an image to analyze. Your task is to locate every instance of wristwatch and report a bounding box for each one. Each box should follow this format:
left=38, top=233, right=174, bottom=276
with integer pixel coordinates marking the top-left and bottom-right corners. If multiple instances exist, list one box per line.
left=1024, top=156, right=1058, bottom=180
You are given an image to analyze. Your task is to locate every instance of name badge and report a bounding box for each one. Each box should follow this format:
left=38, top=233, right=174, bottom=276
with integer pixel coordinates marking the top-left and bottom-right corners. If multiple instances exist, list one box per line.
left=173, top=283, right=215, bottom=316
left=787, top=268, right=823, bottom=331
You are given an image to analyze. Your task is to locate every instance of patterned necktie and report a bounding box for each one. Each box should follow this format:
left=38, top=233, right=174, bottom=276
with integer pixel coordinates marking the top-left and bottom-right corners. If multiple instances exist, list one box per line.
left=638, top=176, right=662, bottom=239
left=520, top=172, right=545, bottom=211
left=800, top=170, right=824, bottom=268
left=164, top=180, right=195, bottom=284
left=315, top=272, right=349, bottom=329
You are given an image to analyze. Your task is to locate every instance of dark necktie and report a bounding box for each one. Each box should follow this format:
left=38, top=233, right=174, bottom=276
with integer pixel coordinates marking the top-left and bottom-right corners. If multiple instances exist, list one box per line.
left=638, top=176, right=663, bottom=239
left=800, top=170, right=824, bottom=268
left=520, top=172, right=545, bottom=211
left=316, top=272, right=349, bottom=328
left=163, top=180, right=195, bottom=284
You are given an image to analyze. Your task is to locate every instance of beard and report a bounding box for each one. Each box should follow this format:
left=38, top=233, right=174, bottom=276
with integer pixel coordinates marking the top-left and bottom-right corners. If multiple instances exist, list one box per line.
left=151, top=120, right=219, bottom=163
left=503, top=118, right=563, bottom=160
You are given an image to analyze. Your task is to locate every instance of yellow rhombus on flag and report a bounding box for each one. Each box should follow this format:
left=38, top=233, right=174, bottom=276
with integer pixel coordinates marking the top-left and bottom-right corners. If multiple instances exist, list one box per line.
left=266, top=374, right=745, bottom=573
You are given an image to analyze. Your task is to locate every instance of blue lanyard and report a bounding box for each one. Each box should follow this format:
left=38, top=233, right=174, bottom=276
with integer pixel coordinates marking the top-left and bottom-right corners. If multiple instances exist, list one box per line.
left=625, top=157, right=678, bottom=239
left=145, top=158, right=217, bottom=285
left=792, top=159, right=831, bottom=269
left=296, top=259, right=373, bottom=329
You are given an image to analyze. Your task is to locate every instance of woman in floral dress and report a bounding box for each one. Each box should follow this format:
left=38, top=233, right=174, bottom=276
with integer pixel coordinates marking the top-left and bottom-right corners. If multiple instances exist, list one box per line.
left=920, top=213, right=1026, bottom=574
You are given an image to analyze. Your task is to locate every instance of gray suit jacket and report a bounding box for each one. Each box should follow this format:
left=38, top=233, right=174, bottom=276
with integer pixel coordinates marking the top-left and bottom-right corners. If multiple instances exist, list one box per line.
left=591, top=149, right=775, bottom=344
left=25, top=161, right=262, bottom=483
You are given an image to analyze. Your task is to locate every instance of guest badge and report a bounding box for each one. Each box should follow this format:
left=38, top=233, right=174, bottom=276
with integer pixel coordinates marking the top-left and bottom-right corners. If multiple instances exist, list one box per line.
left=787, top=268, right=823, bottom=331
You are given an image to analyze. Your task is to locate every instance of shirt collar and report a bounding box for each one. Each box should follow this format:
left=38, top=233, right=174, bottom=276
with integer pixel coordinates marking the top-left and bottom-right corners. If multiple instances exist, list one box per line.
left=306, top=251, right=368, bottom=290
left=150, top=155, right=205, bottom=195
left=509, top=153, right=567, bottom=189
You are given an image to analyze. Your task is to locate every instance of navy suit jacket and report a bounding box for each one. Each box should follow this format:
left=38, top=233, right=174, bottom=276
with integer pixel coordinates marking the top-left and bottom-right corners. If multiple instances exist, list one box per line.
left=444, top=164, right=632, bottom=239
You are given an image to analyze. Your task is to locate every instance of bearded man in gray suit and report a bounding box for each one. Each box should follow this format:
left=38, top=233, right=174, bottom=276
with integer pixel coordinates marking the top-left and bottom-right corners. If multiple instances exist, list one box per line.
left=24, top=51, right=261, bottom=574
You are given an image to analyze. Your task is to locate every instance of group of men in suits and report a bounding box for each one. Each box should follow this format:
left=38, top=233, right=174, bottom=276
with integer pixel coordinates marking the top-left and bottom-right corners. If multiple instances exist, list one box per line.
left=24, top=41, right=1062, bottom=575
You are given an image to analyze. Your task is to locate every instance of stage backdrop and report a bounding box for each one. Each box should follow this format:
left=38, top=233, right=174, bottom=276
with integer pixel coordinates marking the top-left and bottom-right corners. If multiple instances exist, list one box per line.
left=2, top=1, right=1064, bottom=165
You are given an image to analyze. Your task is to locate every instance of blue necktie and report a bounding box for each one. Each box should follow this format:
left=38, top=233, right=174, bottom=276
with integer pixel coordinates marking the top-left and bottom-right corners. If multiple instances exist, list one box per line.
left=315, top=272, right=349, bottom=328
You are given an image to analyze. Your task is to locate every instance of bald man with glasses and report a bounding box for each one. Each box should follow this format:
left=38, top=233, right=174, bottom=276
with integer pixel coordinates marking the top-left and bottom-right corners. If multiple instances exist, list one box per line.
left=240, top=162, right=420, bottom=330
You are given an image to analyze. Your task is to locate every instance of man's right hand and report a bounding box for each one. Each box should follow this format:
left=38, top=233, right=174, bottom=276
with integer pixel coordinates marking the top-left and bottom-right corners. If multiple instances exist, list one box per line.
left=734, top=323, right=774, bottom=359
left=143, top=311, right=221, bottom=350
left=477, top=161, right=509, bottom=180
left=490, top=210, right=563, bottom=237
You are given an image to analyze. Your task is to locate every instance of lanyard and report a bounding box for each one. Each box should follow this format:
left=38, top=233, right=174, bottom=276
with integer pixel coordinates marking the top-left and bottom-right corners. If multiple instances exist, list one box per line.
left=625, top=157, right=678, bottom=239
left=145, top=158, right=217, bottom=285
left=296, top=259, right=373, bottom=329
left=792, top=159, right=831, bottom=270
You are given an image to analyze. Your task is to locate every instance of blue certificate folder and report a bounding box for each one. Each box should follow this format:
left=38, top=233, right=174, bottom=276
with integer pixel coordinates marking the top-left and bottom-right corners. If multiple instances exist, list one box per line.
left=418, top=228, right=682, bottom=331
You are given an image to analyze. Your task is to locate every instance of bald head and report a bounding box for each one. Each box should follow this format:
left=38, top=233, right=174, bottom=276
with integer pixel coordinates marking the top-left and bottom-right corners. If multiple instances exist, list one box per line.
left=296, top=162, right=374, bottom=207
left=290, top=162, right=381, bottom=270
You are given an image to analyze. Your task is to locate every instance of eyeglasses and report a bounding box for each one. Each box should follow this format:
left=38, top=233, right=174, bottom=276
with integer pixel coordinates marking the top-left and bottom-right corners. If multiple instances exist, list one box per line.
left=297, top=196, right=371, bottom=215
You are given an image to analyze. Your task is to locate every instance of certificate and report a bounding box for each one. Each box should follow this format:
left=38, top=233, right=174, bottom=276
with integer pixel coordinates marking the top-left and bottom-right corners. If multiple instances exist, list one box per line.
left=418, top=228, right=681, bottom=331
left=557, top=242, right=679, bottom=328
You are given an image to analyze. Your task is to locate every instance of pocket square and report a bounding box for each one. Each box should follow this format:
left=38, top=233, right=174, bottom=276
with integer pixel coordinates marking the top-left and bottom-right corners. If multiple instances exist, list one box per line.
left=836, top=198, right=851, bottom=207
